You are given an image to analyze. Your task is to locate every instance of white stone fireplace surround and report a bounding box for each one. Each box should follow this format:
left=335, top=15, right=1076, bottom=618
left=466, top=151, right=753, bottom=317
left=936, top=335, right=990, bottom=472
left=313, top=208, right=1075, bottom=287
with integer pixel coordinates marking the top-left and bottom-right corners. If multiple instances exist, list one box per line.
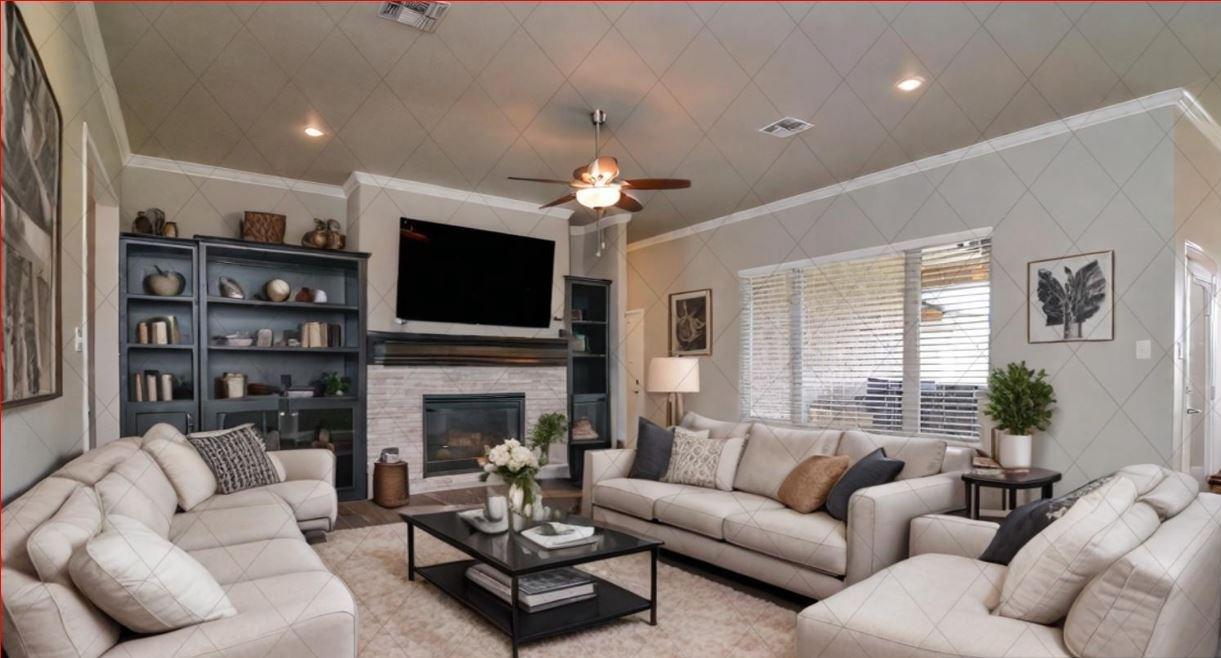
left=366, top=333, right=569, bottom=494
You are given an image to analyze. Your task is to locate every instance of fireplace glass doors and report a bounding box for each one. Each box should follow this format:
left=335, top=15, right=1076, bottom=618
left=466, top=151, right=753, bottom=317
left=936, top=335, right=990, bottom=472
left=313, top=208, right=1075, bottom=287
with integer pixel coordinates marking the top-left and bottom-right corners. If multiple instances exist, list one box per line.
left=422, top=393, right=525, bottom=477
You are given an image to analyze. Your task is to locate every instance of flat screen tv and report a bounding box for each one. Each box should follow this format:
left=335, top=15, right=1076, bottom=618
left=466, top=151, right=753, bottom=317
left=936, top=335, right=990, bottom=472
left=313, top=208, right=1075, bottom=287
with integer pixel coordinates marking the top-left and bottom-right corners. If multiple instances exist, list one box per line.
left=395, top=218, right=555, bottom=328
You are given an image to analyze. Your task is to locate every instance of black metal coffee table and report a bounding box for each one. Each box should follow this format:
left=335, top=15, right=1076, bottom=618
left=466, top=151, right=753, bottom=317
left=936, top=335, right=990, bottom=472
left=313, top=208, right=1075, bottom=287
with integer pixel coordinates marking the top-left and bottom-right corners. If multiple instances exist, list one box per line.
left=401, top=510, right=661, bottom=656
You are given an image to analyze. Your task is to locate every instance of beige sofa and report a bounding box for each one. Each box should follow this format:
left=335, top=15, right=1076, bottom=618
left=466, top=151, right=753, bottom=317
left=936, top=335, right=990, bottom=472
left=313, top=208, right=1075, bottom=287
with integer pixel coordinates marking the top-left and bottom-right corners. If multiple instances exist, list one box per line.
left=2, top=432, right=355, bottom=658
left=582, top=412, right=972, bottom=599
left=797, top=489, right=1221, bottom=657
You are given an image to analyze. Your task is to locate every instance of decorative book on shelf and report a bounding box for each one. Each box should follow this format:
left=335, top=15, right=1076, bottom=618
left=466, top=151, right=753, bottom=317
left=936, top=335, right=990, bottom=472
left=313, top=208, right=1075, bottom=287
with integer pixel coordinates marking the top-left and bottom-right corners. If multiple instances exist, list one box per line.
left=464, top=564, right=596, bottom=612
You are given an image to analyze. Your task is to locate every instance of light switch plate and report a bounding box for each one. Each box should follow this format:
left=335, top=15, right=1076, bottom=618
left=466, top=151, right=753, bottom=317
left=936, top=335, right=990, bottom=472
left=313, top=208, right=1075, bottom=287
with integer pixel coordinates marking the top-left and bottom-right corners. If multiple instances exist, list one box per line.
left=1135, top=339, right=1152, bottom=360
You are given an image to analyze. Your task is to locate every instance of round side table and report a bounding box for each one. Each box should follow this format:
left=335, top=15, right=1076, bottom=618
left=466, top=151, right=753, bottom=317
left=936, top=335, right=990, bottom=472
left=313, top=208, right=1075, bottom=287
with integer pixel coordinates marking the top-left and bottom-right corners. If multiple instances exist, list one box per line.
left=961, top=468, right=1061, bottom=519
left=373, top=461, right=410, bottom=508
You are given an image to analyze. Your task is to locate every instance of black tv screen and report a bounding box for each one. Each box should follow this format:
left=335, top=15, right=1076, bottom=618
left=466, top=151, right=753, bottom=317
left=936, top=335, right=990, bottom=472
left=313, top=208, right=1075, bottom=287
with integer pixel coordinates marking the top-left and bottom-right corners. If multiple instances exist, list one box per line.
left=395, top=218, right=555, bottom=328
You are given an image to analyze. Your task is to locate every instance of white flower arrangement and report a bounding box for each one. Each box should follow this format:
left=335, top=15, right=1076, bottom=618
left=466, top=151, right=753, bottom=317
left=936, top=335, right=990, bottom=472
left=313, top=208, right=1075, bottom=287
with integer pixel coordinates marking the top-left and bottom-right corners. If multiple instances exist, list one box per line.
left=482, top=438, right=539, bottom=475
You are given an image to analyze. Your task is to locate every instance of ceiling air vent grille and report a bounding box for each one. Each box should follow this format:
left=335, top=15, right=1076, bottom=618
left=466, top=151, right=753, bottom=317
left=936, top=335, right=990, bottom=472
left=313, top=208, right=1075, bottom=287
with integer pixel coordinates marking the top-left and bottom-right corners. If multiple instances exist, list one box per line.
left=378, top=1, right=450, bottom=32
left=759, top=117, right=813, bottom=138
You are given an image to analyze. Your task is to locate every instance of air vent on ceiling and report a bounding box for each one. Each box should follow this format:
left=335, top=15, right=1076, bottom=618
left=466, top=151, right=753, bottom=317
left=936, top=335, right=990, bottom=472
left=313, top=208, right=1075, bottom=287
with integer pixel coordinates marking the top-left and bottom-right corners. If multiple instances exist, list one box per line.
left=378, top=1, right=450, bottom=32
left=759, top=117, right=813, bottom=138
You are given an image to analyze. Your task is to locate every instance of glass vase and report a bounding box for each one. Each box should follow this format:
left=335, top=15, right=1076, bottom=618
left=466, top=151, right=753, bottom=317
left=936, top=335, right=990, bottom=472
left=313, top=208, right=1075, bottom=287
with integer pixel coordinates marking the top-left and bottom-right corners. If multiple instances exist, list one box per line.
left=508, top=477, right=543, bottom=529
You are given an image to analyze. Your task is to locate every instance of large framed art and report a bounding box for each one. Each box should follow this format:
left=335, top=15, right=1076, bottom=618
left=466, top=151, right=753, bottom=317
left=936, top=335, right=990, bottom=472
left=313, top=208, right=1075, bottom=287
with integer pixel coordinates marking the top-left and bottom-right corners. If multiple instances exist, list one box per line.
left=1027, top=251, right=1115, bottom=344
left=669, top=288, right=712, bottom=356
left=3, top=3, right=63, bottom=406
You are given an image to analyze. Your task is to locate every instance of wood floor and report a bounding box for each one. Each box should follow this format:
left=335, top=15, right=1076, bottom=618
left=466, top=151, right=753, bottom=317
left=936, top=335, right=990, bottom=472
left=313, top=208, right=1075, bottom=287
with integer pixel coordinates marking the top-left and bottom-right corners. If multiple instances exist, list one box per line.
left=336, top=477, right=582, bottom=530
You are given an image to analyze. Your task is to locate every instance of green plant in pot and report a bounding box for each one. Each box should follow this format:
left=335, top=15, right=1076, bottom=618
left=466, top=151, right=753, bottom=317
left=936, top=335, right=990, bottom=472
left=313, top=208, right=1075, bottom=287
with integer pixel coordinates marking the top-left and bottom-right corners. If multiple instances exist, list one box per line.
left=983, top=361, right=1055, bottom=468
left=320, top=372, right=351, bottom=397
left=528, top=412, right=567, bottom=467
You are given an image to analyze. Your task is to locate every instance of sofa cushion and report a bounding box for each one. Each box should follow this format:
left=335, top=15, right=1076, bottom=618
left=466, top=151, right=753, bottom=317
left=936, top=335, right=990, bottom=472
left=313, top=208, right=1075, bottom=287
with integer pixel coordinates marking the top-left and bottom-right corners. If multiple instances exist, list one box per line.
left=680, top=411, right=751, bottom=439
left=94, top=450, right=178, bottom=537
left=825, top=448, right=904, bottom=522
left=654, top=489, right=783, bottom=540
left=724, top=508, right=847, bottom=575
left=734, top=423, right=841, bottom=499
left=2, top=568, right=120, bottom=658
left=260, top=480, right=338, bottom=524
left=142, top=423, right=217, bottom=511
left=837, top=430, right=946, bottom=480
left=69, top=514, right=236, bottom=634
left=52, top=437, right=142, bottom=486
left=592, top=478, right=703, bottom=519
left=980, top=474, right=1116, bottom=565
left=997, top=477, right=1159, bottom=624
left=27, top=487, right=103, bottom=584
left=777, top=454, right=850, bottom=513
left=169, top=496, right=301, bottom=551
left=188, top=424, right=282, bottom=495
left=630, top=417, right=674, bottom=481
left=798, top=553, right=1071, bottom=658
left=1139, top=469, right=1199, bottom=519
left=188, top=537, right=329, bottom=585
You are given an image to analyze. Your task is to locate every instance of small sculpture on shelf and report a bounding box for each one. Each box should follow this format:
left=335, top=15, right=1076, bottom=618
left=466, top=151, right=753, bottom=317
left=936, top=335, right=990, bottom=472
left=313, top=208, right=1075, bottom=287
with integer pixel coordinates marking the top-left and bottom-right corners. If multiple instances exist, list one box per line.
left=264, top=278, right=291, bottom=302
left=218, top=276, right=244, bottom=299
left=301, top=218, right=346, bottom=251
left=143, top=266, right=185, bottom=296
left=131, top=208, right=166, bottom=235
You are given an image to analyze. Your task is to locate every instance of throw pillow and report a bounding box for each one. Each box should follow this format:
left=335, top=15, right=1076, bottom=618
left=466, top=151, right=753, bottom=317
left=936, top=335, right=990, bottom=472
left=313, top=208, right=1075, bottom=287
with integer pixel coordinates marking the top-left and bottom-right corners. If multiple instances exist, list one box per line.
left=996, top=477, right=1159, bottom=624
left=777, top=454, right=851, bottom=513
left=980, top=475, right=1116, bottom=565
left=629, top=418, right=674, bottom=481
left=824, top=448, right=904, bottom=521
left=69, top=515, right=237, bottom=633
left=142, top=423, right=217, bottom=510
left=27, top=487, right=103, bottom=584
left=664, top=434, right=732, bottom=488
left=713, top=437, right=746, bottom=491
left=187, top=423, right=281, bottom=495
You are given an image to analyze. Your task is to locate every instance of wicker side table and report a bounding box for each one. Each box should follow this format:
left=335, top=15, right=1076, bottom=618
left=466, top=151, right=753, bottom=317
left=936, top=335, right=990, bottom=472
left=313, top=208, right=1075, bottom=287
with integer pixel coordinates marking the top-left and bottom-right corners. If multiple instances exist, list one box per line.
left=373, top=461, right=410, bottom=508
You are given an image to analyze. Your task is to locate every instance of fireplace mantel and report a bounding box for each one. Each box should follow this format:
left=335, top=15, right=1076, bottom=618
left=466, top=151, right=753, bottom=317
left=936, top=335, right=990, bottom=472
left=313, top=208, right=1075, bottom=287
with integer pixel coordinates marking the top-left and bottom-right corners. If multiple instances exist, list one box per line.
left=368, top=331, right=569, bottom=368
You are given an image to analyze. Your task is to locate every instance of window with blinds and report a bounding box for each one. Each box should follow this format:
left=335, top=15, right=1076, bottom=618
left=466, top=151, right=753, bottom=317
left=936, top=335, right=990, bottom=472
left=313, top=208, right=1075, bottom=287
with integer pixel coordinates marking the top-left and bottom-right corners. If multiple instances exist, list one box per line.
left=739, top=238, right=991, bottom=440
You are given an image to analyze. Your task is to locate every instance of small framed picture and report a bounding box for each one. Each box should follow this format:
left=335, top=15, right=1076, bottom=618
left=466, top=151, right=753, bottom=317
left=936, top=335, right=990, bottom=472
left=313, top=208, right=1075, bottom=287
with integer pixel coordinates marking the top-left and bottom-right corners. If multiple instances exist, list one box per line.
left=669, top=289, right=712, bottom=356
left=1027, top=250, right=1115, bottom=343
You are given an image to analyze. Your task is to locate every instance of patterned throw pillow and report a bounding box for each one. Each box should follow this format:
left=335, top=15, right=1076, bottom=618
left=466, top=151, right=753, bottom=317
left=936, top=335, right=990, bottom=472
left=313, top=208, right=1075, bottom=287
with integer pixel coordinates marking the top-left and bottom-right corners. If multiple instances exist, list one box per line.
left=187, top=424, right=281, bottom=494
left=663, top=431, right=728, bottom=488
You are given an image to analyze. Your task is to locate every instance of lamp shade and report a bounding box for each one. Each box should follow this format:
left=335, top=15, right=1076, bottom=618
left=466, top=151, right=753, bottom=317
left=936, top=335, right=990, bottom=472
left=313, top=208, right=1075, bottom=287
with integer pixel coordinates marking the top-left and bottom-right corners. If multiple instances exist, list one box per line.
left=647, top=357, right=700, bottom=393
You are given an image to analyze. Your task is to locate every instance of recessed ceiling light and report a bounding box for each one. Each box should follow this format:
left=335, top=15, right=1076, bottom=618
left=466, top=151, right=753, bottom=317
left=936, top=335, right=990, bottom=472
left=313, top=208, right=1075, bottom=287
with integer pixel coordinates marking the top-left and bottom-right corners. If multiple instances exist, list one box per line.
left=896, top=77, right=925, bottom=92
left=303, top=126, right=325, bottom=137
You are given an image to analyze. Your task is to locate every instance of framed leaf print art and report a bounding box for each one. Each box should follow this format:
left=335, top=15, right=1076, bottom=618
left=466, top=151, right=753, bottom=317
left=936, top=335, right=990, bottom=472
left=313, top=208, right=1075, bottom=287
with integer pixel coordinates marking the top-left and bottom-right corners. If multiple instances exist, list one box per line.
left=1027, top=251, right=1114, bottom=343
left=2, top=3, right=63, bottom=406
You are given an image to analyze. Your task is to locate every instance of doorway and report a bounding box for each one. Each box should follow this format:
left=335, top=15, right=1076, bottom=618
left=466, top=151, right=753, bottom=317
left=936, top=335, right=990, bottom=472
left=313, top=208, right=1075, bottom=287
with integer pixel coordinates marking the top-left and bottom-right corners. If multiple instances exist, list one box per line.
left=623, top=309, right=645, bottom=447
left=1183, top=245, right=1217, bottom=484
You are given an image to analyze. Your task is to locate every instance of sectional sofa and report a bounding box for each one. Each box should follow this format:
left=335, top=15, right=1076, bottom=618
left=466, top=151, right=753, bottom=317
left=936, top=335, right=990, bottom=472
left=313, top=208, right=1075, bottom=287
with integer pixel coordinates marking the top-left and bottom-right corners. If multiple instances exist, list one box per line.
left=1, top=426, right=355, bottom=658
left=582, top=412, right=972, bottom=599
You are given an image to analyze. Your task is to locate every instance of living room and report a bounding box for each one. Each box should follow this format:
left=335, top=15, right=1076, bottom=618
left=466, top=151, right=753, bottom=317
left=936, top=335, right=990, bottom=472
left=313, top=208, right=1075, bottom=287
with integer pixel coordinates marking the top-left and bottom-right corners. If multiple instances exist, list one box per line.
left=3, top=2, right=1221, bottom=657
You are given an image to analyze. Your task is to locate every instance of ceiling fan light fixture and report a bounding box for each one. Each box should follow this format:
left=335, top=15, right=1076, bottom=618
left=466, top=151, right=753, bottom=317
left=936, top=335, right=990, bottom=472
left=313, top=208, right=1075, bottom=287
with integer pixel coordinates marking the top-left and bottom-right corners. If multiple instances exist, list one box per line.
left=576, top=185, right=621, bottom=209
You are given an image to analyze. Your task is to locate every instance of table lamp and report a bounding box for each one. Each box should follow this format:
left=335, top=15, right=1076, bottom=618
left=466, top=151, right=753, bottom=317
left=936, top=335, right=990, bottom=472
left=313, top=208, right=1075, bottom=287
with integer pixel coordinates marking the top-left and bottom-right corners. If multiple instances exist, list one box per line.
left=647, top=357, right=700, bottom=426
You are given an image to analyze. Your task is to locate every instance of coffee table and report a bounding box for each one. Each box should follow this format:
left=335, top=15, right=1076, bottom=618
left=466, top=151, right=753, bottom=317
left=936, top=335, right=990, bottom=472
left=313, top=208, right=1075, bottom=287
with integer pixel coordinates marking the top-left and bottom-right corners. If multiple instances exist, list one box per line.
left=401, top=510, right=662, bottom=656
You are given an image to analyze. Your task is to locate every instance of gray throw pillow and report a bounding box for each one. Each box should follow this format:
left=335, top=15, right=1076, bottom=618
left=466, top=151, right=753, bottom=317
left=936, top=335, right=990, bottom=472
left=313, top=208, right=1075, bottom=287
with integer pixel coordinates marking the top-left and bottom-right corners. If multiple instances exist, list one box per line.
left=979, top=474, right=1115, bottom=565
left=187, top=424, right=281, bottom=494
left=630, top=418, right=674, bottom=481
left=825, top=448, right=904, bottom=521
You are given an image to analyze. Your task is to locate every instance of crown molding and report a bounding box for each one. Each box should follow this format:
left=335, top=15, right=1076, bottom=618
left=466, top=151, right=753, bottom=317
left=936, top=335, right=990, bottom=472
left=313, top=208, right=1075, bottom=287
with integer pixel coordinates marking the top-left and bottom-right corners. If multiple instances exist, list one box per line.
left=125, top=155, right=348, bottom=198
left=77, top=4, right=131, bottom=166
left=628, top=88, right=1213, bottom=253
left=344, top=172, right=573, bottom=220
left=569, top=213, right=632, bottom=235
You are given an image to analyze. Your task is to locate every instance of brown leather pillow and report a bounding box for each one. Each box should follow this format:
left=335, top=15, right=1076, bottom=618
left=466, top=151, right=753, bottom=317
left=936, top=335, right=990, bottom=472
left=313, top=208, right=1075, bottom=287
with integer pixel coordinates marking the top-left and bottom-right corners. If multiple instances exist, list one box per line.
left=777, top=454, right=851, bottom=513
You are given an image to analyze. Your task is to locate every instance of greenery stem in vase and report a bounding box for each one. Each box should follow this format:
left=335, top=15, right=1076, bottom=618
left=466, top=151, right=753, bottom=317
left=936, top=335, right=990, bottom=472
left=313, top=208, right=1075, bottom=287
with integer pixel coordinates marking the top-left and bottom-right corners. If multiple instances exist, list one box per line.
left=528, top=412, right=567, bottom=467
left=983, top=361, right=1055, bottom=469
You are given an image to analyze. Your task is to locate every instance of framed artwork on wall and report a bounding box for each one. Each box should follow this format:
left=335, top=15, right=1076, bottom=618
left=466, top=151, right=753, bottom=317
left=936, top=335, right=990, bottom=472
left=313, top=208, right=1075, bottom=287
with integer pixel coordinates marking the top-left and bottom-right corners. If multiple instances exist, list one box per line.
left=669, top=289, right=712, bottom=356
left=2, top=3, right=63, bottom=407
left=1027, top=250, right=1115, bottom=344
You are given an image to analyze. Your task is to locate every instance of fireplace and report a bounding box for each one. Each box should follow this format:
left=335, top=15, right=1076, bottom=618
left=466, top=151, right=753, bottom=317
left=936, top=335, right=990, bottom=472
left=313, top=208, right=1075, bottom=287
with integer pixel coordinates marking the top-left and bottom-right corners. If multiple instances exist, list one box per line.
left=422, top=393, right=526, bottom=477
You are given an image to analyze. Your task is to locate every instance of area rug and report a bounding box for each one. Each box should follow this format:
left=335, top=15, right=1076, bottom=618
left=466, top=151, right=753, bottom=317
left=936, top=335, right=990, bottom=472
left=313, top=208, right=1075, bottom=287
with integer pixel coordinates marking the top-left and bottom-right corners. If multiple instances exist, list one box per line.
left=312, top=525, right=797, bottom=657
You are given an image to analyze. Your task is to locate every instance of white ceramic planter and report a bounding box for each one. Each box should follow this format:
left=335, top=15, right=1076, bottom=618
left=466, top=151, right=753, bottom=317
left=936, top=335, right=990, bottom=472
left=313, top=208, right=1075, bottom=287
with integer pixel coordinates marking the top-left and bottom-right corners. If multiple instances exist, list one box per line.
left=999, top=433, right=1032, bottom=468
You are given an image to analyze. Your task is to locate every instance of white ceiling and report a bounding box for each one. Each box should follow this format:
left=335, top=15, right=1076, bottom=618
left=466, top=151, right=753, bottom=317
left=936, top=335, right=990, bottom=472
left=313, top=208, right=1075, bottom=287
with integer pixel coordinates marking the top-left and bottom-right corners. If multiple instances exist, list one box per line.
left=97, top=1, right=1221, bottom=240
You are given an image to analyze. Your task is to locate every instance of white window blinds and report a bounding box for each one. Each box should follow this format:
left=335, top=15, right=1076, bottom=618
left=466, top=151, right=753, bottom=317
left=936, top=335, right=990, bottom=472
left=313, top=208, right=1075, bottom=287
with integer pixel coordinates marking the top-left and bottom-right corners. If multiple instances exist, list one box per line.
left=739, top=238, right=991, bottom=440
left=802, top=254, right=907, bottom=431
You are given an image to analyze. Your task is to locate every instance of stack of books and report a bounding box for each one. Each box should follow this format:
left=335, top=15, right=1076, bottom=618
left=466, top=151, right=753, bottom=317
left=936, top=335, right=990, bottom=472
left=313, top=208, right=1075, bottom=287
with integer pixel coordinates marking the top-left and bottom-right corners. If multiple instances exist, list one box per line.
left=465, top=564, right=595, bottom=612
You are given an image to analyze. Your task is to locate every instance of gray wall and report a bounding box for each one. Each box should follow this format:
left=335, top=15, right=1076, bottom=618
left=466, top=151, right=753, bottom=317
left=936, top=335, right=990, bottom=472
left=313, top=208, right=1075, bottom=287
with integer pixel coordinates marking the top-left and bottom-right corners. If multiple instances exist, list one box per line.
left=3, top=4, right=128, bottom=501
left=627, top=106, right=1201, bottom=491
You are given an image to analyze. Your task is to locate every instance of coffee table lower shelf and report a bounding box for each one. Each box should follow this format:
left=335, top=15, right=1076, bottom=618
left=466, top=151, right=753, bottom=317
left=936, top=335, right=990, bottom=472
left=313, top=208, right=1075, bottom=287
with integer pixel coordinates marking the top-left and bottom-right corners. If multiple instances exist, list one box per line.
left=416, top=560, right=652, bottom=646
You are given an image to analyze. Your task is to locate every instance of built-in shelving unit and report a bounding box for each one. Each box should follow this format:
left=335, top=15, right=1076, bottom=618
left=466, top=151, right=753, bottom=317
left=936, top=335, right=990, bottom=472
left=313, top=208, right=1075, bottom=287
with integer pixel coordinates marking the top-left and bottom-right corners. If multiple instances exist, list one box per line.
left=119, top=234, right=369, bottom=500
left=565, top=276, right=612, bottom=484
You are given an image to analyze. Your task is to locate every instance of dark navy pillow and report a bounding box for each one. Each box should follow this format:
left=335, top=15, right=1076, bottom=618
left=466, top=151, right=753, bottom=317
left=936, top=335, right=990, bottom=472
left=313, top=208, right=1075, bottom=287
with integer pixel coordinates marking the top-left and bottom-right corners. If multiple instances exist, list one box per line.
left=629, top=418, right=674, bottom=481
left=825, top=448, right=904, bottom=521
left=979, top=474, right=1115, bottom=565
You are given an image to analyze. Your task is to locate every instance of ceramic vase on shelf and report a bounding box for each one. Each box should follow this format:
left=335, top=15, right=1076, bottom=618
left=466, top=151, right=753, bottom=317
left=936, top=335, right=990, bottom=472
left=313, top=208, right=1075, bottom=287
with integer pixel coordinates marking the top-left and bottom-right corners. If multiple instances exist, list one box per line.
left=998, top=433, right=1032, bottom=468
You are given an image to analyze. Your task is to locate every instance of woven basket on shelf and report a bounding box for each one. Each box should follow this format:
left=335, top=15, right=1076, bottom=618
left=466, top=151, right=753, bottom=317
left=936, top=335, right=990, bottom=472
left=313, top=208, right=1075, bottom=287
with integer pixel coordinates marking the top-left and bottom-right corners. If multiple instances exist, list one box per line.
left=241, top=211, right=286, bottom=243
left=373, top=461, right=410, bottom=508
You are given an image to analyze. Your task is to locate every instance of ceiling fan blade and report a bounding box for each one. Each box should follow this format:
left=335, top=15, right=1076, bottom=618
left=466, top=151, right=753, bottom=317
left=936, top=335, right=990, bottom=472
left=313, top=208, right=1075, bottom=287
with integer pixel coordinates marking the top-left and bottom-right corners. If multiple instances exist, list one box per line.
left=622, top=178, right=691, bottom=190
left=540, top=193, right=576, bottom=209
left=614, top=192, right=643, bottom=212
left=508, top=176, right=575, bottom=185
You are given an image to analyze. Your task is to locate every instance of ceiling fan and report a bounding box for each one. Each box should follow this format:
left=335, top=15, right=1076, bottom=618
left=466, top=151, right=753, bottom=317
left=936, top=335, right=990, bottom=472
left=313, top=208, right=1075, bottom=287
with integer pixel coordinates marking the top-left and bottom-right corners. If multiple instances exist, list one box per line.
left=508, top=109, right=691, bottom=227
